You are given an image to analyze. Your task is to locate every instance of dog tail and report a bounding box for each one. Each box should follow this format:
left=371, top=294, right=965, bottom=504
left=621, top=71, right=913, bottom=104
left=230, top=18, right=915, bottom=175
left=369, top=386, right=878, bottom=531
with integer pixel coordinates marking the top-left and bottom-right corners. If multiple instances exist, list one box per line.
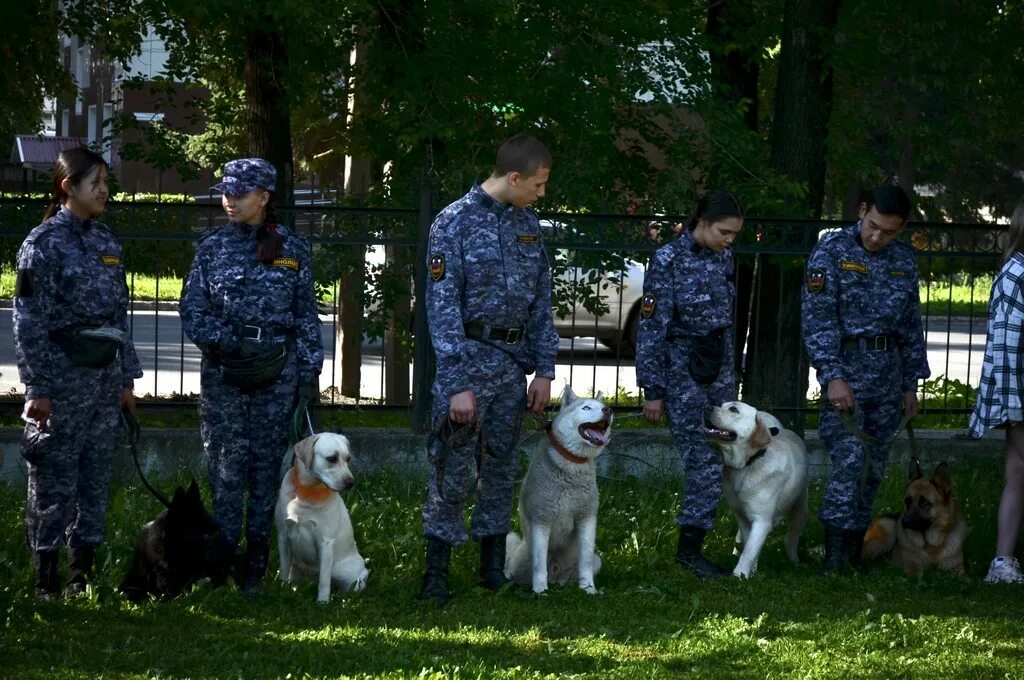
left=862, top=515, right=897, bottom=560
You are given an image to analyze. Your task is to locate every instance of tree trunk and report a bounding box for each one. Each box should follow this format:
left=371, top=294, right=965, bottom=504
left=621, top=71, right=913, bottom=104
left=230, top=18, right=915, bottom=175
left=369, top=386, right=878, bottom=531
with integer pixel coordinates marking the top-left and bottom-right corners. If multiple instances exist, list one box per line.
left=746, top=0, right=841, bottom=433
left=243, top=25, right=294, bottom=205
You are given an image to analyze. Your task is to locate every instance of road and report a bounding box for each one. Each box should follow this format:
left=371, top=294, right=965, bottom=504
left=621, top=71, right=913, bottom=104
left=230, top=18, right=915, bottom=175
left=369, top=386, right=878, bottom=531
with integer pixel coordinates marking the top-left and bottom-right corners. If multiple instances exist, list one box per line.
left=0, top=309, right=988, bottom=402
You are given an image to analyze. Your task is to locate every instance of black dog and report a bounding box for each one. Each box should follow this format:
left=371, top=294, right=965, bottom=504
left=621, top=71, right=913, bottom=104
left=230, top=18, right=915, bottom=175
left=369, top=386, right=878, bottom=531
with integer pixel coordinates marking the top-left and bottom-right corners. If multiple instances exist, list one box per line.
left=120, top=480, right=219, bottom=602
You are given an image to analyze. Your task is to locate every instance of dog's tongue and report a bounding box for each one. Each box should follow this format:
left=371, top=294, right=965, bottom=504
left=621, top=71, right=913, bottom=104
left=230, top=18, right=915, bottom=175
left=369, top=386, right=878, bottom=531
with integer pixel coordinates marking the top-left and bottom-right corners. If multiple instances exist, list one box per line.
left=587, top=427, right=610, bottom=446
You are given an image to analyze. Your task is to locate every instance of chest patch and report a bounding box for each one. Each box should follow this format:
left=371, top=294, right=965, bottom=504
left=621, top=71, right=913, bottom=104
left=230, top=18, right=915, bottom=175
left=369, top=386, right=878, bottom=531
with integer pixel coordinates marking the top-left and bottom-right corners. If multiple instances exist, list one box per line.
left=807, top=268, right=825, bottom=294
left=101, top=255, right=121, bottom=266
left=890, top=270, right=908, bottom=277
left=516, top=233, right=539, bottom=244
left=271, top=257, right=299, bottom=270
left=641, top=293, right=657, bottom=318
left=429, top=253, right=446, bottom=282
left=840, top=260, right=868, bottom=275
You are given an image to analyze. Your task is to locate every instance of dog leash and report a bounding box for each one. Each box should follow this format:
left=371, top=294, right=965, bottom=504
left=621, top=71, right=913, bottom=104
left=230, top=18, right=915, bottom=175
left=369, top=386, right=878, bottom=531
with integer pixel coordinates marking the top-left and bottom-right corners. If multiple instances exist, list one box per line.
left=121, top=408, right=172, bottom=509
left=835, top=406, right=917, bottom=505
left=286, top=397, right=322, bottom=469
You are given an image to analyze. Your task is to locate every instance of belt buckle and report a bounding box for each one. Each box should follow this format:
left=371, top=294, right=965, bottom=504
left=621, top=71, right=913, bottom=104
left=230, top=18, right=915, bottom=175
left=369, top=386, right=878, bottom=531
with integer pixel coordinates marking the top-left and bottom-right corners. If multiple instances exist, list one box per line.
left=243, top=325, right=262, bottom=341
left=504, top=327, right=521, bottom=344
left=872, top=336, right=887, bottom=351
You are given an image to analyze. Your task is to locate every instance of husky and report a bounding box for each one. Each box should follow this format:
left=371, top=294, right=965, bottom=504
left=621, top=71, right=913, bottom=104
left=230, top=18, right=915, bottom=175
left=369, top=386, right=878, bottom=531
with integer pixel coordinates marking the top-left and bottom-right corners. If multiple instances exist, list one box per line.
left=505, top=387, right=613, bottom=594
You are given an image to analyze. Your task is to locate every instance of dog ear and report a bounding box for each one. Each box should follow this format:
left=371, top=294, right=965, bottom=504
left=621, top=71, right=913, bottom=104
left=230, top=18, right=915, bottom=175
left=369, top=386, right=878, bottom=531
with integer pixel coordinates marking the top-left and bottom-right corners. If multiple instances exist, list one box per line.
left=171, top=486, right=187, bottom=509
left=595, top=390, right=604, bottom=402
left=930, top=462, right=953, bottom=498
left=294, top=434, right=320, bottom=468
left=561, top=385, right=576, bottom=407
left=908, top=457, right=924, bottom=482
left=751, top=414, right=772, bottom=450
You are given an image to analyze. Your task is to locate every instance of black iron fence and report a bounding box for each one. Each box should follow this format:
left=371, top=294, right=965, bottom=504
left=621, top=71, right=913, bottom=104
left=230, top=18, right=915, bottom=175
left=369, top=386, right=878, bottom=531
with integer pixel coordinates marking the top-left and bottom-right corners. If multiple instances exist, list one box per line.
left=0, top=198, right=1004, bottom=429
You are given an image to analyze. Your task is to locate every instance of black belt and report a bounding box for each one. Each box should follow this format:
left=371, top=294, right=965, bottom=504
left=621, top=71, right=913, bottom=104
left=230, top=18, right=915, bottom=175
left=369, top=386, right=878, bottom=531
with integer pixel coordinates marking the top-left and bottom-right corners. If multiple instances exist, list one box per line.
left=238, top=324, right=294, bottom=342
left=464, top=322, right=524, bottom=344
left=841, top=335, right=895, bottom=353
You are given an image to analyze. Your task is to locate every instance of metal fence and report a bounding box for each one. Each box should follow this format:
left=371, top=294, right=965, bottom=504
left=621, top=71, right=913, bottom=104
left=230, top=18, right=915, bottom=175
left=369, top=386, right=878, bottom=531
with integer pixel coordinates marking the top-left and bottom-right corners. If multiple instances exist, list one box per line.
left=0, top=198, right=1005, bottom=428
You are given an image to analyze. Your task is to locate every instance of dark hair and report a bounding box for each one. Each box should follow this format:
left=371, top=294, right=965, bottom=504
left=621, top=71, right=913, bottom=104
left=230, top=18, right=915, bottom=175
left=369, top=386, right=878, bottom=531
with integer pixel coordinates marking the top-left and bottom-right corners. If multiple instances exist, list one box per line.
left=686, top=189, right=744, bottom=229
left=44, top=147, right=109, bottom=220
left=1004, top=195, right=1024, bottom=264
left=494, top=134, right=552, bottom=178
left=256, top=192, right=283, bottom=264
left=864, top=184, right=912, bottom=222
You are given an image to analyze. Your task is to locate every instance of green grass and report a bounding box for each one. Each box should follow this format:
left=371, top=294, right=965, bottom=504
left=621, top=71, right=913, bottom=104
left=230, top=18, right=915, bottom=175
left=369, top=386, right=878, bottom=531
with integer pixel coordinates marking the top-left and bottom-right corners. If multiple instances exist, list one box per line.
left=1, top=457, right=1022, bottom=678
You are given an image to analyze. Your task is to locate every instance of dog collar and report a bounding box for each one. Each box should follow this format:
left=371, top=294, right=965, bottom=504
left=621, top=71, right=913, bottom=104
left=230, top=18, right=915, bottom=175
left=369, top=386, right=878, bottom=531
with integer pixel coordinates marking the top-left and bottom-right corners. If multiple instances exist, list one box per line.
left=745, top=448, right=768, bottom=467
left=545, top=422, right=590, bottom=465
left=291, top=465, right=334, bottom=502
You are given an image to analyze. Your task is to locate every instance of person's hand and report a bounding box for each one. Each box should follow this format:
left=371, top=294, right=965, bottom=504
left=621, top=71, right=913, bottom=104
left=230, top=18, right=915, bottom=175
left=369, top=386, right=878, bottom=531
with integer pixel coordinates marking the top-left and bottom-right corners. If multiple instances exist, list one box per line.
left=827, top=379, right=855, bottom=412
left=120, top=388, right=136, bottom=413
left=526, top=377, right=552, bottom=415
left=643, top=399, right=664, bottom=423
left=25, top=397, right=52, bottom=429
left=902, top=390, right=920, bottom=417
left=449, top=390, right=476, bottom=424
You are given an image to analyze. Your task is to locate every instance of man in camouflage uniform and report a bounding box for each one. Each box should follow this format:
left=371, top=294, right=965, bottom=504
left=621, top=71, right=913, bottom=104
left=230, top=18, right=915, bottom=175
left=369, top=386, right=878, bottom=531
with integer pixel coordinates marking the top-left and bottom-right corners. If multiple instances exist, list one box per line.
left=635, top=190, right=743, bottom=578
left=802, top=185, right=930, bottom=575
left=14, top=148, right=143, bottom=599
left=420, top=134, right=559, bottom=605
left=180, top=158, right=323, bottom=591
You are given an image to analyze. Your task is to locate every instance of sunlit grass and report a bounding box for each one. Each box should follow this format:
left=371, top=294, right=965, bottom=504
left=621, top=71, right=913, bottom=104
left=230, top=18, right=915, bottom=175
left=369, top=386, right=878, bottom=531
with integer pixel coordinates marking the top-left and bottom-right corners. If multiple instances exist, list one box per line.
left=1, top=458, right=1022, bottom=678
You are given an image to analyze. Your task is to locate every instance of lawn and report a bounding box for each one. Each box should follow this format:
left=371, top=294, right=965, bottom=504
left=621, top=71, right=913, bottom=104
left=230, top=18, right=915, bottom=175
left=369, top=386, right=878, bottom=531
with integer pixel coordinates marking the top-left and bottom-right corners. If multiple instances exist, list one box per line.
left=1, top=455, right=1022, bottom=679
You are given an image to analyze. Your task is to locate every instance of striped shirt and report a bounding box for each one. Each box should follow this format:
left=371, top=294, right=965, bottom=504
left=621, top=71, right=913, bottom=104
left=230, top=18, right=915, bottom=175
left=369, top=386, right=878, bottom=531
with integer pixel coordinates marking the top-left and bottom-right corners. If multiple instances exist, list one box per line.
left=968, top=252, right=1024, bottom=437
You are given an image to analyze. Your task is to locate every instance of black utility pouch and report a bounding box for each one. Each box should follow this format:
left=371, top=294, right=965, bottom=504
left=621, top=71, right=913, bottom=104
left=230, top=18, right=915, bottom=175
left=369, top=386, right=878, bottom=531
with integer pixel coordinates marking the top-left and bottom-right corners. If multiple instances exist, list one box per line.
left=690, top=329, right=726, bottom=386
left=218, top=346, right=288, bottom=392
left=21, top=423, right=54, bottom=465
left=50, top=328, right=119, bottom=368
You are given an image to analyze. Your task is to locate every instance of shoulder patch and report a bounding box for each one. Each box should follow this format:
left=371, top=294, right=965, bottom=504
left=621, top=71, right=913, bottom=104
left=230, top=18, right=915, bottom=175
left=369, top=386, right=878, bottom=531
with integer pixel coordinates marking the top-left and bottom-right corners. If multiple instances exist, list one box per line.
left=807, top=268, right=825, bottom=294
left=840, top=260, right=868, bottom=275
left=14, top=268, right=34, bottom=297
left=516, top=233, right=539, bottom=244
left=429, top=253, right=445, bottom=282
left=271, top=257, right=299, bottom=270
left=641, top=293, right=657, bottom=318
left=101, top=255, right=121, bottom=266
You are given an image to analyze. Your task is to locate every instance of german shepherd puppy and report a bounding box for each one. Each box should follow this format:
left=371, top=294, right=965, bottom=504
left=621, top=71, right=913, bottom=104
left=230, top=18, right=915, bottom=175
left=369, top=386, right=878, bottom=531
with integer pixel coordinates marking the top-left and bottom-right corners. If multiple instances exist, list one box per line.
left=120, top=480, right=220, bottom=601
left=862, top=460, right=968, bottom=576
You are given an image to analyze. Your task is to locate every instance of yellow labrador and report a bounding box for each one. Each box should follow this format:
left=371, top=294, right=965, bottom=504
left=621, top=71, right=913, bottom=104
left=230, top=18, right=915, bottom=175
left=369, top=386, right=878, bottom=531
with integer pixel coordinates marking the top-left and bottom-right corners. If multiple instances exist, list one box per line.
left=704, top=402, right=809, bottom=578
left=275, top=433, right=368, bottom=602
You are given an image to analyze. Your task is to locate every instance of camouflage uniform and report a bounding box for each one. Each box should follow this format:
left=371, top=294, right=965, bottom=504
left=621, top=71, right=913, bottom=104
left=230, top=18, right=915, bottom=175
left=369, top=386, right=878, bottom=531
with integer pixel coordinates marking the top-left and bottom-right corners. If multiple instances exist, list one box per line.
left=13, top=206, right=143, bottom=553
left=802, top=222, right=929, bottom=530
left=180, top=159, right=323, bottom=553
left=636, top=229, right=737, bottom=530
left=423, top=184, right=559, bottom=546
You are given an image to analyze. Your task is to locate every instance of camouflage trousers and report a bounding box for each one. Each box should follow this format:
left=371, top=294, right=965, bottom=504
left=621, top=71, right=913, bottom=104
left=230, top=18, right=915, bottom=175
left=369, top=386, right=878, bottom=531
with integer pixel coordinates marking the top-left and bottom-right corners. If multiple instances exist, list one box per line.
left=818, top=390, right=904, bottom=530
left=665, top=344, right=736, bottom=531
left=23, top=363, right=122, bottom=552
left=200, top=351, right=298, bottom=547
left=423, top=347, right=527, bottom=546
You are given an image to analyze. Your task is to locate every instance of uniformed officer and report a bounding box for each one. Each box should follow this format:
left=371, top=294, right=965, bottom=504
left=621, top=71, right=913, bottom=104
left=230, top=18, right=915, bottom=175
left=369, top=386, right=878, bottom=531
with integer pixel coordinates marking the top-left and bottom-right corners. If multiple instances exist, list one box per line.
left=13, top=147, right=143, bottom=600
left=180, top=158, right=323, bottom=592
left=419, top=134, right=559, bottom=605
left=637, top=190, right=744, bottom=578
left=802, top=184, right=929, bottom=575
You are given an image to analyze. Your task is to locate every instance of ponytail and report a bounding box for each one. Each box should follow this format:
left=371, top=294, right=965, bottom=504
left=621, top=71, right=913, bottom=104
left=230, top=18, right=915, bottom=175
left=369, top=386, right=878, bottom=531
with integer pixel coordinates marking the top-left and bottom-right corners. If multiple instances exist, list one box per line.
left=43, top=147, right=108, bottom=221
left=256, top=193, right=283, bottom=264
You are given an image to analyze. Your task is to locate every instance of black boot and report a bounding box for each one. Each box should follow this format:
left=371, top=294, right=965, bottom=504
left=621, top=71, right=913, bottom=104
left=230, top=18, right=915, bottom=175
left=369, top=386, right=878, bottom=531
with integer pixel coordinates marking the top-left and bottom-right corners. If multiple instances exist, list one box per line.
left=479, top=534, right=508, bottom=591
left=207, top=534, right=237, bottom=587
left=822, top=524, right=846, bottom=575
left=675, top=526, right=727, bottom=579
left=419, top=538, right=452, bottom=606
left=64, top=546, right=96, bottom=597
left=843, top=529, right=868, bottom=575
left=239, top=539, right=270, bottom=594
left=34, top=550, right=60, bottom=601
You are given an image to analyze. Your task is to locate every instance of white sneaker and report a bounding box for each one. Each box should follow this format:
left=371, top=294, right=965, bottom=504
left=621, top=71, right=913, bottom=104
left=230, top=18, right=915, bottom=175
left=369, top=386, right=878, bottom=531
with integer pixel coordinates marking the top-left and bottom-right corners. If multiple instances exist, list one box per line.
left=984, top=557, right=1024, bottom=583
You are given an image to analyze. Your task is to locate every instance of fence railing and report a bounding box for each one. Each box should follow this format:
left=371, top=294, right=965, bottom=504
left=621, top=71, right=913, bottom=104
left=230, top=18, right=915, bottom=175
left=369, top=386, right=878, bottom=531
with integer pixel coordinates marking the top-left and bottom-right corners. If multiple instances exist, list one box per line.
left=0, top=198, right=1004, bottom=429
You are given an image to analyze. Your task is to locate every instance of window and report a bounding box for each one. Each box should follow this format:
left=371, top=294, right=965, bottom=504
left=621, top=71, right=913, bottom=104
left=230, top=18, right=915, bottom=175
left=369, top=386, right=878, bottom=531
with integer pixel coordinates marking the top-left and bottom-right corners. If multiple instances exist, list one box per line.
left=87, top=104, right=97, bottom=144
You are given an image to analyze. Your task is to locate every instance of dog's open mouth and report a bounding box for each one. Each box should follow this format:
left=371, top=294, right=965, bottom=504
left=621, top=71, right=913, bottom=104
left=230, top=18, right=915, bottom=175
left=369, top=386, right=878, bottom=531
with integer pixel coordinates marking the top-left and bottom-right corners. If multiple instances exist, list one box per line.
left=578, top=416, right=612, bottom=447
left=702, top=416, right=737, bottom=442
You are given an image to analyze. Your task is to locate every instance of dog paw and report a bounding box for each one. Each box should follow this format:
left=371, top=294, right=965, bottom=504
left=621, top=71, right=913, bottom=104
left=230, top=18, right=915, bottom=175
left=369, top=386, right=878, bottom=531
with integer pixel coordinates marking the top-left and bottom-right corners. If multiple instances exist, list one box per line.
left=580, top=583, right=598, bottom=595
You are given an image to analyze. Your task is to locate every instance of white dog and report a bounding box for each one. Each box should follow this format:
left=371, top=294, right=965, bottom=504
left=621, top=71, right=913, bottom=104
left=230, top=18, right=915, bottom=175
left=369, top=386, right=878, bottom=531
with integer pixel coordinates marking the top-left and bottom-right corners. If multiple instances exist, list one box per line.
left=275, top=432, right=369, bottom=603
left=704, top=401, right=809, bottom=578
left=504, top=387, right=613, bottom=594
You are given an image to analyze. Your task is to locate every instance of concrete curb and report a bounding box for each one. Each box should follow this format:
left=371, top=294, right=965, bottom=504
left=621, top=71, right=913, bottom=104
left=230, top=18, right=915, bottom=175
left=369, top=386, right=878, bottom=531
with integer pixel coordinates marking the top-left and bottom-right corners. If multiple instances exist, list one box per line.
left=0, top=426, right=1003, bottom=488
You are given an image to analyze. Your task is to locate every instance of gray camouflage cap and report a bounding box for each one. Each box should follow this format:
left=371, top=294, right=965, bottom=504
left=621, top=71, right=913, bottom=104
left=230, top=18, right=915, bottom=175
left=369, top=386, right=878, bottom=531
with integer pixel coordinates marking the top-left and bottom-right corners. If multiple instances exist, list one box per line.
left=211, top=157, right=277, bottom=195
